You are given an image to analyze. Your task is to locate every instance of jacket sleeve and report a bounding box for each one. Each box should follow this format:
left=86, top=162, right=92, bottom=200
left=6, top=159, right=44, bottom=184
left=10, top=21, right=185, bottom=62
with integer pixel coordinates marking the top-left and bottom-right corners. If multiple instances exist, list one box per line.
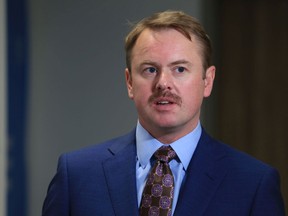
left=251, top=167, right=285, bottom=216
left=42, top=154, right=70, bottom=216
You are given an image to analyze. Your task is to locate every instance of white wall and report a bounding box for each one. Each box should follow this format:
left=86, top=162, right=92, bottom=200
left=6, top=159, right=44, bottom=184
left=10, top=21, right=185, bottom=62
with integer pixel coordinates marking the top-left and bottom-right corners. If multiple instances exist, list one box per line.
left=27, top=1, right=203, bottom=216
left=0, top=0, right=7, bottom=215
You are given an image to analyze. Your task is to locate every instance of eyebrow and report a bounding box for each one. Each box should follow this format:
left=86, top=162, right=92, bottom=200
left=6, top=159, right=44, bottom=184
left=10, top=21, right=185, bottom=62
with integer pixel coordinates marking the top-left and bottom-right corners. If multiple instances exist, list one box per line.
left=138, top=59, right=191, bottom=68
left=168, top=60, right=192, bottom=67
left=137, top=61, right=161, bottom=69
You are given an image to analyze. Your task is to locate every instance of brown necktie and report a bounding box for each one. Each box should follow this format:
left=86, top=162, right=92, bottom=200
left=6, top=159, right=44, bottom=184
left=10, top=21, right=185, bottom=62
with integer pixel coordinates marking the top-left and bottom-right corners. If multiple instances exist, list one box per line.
left=140, top=145, right=177, bottom=216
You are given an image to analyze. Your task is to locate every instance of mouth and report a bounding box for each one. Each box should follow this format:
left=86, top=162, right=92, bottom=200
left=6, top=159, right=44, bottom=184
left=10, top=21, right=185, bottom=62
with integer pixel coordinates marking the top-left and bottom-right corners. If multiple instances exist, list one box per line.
left=155, top=99, right=176, bottom=105
left=157, top=101, right=171, bottom=105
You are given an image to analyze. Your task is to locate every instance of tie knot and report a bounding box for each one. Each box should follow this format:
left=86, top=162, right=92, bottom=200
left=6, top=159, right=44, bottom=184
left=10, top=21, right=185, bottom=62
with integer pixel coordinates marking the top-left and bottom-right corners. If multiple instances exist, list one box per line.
left=154, top=145, right=176, bottom=163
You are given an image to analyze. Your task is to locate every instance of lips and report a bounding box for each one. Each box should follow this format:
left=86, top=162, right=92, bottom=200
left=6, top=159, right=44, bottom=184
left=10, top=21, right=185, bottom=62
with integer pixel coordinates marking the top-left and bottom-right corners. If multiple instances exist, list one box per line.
left=155, top=97, right=177, bottom=105
left=157, top=101, right=171, bottom=105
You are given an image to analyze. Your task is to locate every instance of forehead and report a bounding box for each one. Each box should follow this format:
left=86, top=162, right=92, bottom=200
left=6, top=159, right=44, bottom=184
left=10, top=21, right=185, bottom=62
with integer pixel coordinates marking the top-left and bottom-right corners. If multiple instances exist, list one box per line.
left=131, top=28, right=202, bottom=65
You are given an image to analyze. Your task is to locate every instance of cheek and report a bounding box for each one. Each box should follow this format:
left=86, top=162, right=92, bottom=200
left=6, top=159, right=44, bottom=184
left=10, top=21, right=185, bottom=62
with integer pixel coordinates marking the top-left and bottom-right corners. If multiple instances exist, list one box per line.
left=181, top=82, right=205, bottom=102
left=131, top=82, right=151, bottom=102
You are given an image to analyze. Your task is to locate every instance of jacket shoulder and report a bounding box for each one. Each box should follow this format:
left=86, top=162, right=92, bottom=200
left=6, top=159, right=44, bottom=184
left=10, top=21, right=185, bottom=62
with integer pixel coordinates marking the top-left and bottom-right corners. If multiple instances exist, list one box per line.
left=60, top=129, right=136, bottom=167
left=201, top=129, right=275, bottom=172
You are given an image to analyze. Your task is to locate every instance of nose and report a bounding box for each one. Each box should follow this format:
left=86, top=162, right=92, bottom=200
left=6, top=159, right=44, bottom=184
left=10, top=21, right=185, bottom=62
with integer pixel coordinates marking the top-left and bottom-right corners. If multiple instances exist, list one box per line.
left=154, top=71, right=172, bottom=91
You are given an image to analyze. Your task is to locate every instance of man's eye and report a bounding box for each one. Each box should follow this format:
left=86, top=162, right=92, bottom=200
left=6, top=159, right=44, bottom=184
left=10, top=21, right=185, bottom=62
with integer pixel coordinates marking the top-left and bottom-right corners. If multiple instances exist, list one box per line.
left=145, top=67, right=157, bottom=73
left=176, top=66, right=185, bottom=73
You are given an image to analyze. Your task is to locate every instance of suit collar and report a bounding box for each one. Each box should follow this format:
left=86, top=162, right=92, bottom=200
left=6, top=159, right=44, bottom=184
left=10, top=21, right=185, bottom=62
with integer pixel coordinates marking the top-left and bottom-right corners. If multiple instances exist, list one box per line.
left=102, top=130, right=139, bottom=216
left=174, top=129, right=229, bottom=215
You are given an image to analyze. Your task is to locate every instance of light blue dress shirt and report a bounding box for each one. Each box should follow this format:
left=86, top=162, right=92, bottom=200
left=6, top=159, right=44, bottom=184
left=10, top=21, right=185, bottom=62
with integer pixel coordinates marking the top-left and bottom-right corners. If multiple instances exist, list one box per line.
left=136, top=121, right=202, bottom=214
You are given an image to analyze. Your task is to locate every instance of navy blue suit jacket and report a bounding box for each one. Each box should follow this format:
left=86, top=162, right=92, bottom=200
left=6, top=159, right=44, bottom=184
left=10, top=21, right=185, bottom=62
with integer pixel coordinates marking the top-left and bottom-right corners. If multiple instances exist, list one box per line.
left=42, top=129, right=285, bottom=215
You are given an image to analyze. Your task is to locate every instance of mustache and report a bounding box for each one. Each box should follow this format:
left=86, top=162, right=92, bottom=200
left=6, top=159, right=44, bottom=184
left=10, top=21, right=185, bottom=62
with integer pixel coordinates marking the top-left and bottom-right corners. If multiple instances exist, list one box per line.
left=148, top=90, right=182, bottom=105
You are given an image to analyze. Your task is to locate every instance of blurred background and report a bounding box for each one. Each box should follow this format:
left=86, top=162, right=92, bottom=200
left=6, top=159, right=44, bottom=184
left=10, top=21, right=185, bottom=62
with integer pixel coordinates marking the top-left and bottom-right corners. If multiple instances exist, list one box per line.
left=0, top=0, right=287, bottom=215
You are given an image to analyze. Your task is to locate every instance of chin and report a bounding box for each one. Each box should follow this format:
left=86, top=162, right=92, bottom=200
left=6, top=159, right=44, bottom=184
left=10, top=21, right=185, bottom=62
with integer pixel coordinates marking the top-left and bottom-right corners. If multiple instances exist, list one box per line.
left=152, top=120, right=180, bottom=130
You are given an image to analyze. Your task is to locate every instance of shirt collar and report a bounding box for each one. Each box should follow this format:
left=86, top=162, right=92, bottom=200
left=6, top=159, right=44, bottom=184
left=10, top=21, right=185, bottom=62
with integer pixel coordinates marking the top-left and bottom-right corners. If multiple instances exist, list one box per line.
left=136, top=121, right=201, bottom=170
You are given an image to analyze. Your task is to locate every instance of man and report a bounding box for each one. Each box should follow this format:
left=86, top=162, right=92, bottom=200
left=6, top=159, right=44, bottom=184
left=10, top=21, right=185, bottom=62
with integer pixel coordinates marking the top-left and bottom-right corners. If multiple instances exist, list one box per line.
left=42, top=11, right=285, bottom=216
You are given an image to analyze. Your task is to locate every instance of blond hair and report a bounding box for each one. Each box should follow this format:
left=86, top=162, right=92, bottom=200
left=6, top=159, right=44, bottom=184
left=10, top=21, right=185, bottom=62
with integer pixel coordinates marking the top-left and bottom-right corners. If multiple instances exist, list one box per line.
left=125, top=10, right=212, bottom=72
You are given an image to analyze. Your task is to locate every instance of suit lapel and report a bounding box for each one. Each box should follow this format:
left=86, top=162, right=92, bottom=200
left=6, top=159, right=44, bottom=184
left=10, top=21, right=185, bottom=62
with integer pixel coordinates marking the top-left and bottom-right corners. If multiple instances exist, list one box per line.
left=102, top=131, right=139, bottom=216
left=174, top=130, right=229, bottom=216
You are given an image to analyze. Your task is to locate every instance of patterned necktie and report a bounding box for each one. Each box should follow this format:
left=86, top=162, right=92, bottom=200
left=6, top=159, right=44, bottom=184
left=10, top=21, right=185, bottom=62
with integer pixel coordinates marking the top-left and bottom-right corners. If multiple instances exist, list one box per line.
left=140, top=145, right=177, bottom=216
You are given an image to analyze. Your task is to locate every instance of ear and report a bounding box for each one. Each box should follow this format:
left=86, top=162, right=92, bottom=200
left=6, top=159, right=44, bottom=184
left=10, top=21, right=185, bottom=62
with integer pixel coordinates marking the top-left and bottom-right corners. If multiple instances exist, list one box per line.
left=125, top=68, right=134, bottom=99
left=203, top=65, right=216, bottom=98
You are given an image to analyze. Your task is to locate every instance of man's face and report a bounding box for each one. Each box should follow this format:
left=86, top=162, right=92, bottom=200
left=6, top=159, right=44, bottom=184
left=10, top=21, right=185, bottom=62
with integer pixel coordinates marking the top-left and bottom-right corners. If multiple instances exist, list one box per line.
left=125, top=28, right=215, bottom=142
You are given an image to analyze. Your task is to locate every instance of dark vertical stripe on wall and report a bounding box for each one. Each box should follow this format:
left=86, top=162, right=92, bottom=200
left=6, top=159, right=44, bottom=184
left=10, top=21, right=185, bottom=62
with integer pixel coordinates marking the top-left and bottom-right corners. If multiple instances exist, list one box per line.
left=7, top=0, right=28, bottom=214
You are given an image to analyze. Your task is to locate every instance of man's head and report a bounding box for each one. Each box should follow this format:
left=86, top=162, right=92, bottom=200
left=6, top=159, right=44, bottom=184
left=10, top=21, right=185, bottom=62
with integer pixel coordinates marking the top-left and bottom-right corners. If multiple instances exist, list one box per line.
left=124, top=11, right=215, bottom=143
left=125, top=10, right=213, bottom=76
